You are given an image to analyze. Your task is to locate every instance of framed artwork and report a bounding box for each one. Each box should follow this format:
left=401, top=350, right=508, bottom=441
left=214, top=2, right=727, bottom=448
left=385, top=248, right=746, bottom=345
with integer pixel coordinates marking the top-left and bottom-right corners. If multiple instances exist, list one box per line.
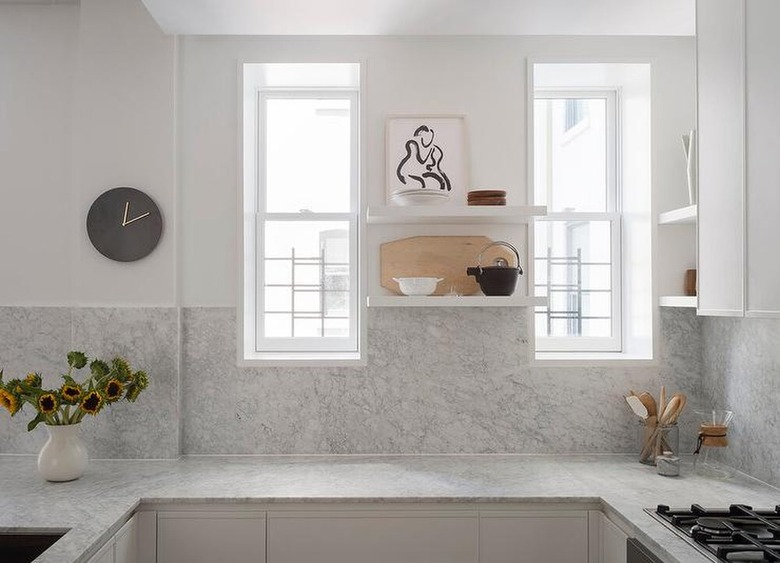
left=385, top=115, right=468, bottom=206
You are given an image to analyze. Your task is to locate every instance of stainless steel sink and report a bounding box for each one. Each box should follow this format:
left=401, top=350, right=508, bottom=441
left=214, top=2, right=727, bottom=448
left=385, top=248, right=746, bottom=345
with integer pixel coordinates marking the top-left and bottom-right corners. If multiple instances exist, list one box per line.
left=0, top=531, right=68, bottom=563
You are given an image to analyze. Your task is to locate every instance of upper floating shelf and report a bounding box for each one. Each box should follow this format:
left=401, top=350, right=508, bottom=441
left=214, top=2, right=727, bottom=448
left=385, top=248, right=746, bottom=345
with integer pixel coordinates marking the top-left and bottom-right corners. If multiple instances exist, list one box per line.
left=658, top=204, right=697, bottom=225
left=367, top=205, right=547, bottom=225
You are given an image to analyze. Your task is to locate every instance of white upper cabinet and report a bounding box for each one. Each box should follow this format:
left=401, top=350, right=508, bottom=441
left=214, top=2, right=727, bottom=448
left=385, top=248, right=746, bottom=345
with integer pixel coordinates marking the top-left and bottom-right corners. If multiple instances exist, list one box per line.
left=697, top=0, right=780, bottom=317
left=745, top=0, right=780, bottom=317
left=696, top=0, right=745, bottom=316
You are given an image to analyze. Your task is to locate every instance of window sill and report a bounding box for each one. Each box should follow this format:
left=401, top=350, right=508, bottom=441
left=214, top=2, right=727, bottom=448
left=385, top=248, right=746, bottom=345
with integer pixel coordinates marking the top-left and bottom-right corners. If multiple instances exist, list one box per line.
left=238, top=351, right=365, bottom=368
left=531, top=351, right=656, bottom=368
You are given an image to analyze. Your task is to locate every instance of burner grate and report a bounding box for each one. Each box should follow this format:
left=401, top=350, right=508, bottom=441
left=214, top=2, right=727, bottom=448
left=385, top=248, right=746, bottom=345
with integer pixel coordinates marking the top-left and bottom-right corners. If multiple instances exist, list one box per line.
left=651, top=504, right=780, bottom=563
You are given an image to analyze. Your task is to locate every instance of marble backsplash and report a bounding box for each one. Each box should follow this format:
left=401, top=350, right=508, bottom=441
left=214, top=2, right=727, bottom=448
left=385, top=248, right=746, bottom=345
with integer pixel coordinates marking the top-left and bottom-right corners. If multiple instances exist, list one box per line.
left=0, top=307, right=180, bottom=459
left=0, top=306, right=703, bottom=459
left=701, top=317, right=780, bottom=488
left=182, top=307, right=703, bottom=455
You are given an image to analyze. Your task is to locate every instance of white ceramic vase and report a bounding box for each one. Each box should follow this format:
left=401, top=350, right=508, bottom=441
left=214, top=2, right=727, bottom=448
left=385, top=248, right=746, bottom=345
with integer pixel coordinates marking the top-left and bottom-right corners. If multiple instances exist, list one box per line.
left=37, top=424, right=89, bottom=482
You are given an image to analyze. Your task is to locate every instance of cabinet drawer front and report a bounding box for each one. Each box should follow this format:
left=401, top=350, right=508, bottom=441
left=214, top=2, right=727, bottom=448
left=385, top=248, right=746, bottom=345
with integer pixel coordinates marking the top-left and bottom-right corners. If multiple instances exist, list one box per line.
left=480, top=514, right=588, bottom=563
left=268, top=513, right=479, bottom=563
left=157, top=512, right=266, bottom=563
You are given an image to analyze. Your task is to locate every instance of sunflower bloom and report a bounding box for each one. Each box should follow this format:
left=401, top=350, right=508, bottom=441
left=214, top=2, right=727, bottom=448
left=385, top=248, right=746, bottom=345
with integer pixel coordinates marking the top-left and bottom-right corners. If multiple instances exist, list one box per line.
left=0, top=389, right=19, bottom=415
left=105, top=379, right=123, bottom=402
left=25, top=372, right=42, bottom=387
left=38, top=393, right=59, bottom=415
left=80, top=390, right=103, bottom=415
left=61, top=384, right=82, bottom=404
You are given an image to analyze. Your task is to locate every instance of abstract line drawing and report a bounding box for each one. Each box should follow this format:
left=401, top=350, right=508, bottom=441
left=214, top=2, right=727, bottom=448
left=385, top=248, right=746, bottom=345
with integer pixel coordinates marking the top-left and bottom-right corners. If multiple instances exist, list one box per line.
left=395, top=125, right=452, bottom=191
left=386, top=115, right=467, bottom=205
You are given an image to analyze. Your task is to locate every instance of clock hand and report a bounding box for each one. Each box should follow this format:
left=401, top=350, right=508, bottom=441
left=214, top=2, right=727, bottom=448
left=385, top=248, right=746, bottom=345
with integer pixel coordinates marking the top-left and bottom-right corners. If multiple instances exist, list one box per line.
left=123, top=211, right=151, bottom=226
left=122, top=202, right=129, bottom=226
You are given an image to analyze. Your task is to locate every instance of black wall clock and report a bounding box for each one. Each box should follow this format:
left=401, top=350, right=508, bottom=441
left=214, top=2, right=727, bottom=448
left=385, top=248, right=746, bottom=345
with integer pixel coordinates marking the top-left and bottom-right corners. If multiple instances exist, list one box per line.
left=86, top=187, right=163, bottom=262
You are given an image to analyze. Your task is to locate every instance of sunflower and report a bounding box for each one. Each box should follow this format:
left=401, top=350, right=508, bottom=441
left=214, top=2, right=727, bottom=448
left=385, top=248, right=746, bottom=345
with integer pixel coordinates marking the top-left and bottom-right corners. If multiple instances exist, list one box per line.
left=60, top=383, right=82, bottom=404
left=25, top=372, right=42, bottom=387
left=80, top=390, right=103, bottom=415
left=0, top=389, right=19, bottom=415
left=37, top=393, right=59, bottom=415
left=104, top=379, right=123, bottom=402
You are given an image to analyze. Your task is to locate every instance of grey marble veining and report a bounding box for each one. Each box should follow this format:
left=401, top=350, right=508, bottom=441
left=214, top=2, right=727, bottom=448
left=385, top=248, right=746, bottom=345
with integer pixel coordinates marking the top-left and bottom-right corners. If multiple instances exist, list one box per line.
left=701, top=317, right=780, bottom=488
left=0, top=307, right=179, bottom=459
left=182, top=307, right=703, bottom=455
left=0, top=454, right=777, bottom=563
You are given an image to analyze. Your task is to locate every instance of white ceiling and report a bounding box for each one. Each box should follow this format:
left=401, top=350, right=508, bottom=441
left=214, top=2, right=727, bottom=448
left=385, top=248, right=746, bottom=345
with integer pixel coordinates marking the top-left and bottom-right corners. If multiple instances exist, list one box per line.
left=139, top=0, right=695, bottom=36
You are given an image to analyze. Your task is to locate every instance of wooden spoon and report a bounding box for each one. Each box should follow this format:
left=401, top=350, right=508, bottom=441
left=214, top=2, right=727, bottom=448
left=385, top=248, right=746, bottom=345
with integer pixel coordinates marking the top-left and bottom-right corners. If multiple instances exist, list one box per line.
left=660, top=395, right=681, bottom=425
left=638, top=392, right=657, bottom=417
left=658, top=385, right=667, bottom=423
left=625, top=395, right=648, bottom=418
left=668, top=393, right=687, bottom=424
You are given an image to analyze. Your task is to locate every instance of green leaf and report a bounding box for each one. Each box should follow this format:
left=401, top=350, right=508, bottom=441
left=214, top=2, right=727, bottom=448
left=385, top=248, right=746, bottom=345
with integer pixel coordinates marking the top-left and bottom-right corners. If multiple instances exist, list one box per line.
left=67, top=351, right=88, bottom=369
left=27, top=412, right=45, bottom=432
left=89, top=359, right=110, bottom=378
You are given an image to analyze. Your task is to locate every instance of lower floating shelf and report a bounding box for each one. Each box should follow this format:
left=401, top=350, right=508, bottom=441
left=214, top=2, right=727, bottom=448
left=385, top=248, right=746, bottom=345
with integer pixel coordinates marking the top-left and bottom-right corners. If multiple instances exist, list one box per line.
left=367, top=295, right=547, bottom=307
left=659, top=296, right=697, bottom=308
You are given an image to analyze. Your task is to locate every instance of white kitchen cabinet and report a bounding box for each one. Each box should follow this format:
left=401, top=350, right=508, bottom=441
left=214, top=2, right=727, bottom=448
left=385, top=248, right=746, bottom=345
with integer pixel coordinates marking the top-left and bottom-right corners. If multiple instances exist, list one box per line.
left=479, top=511, right=588, bottom=563
left=696, top=0, right=780, bottom=317
left=88, top=513, right=154, bottom=563
left=88, top=541, right=115, bottom=563
left=595, top=512, right=628, bottom=563
left=156, top=511, right=266, bottom=563
left=745, top=0, right=780, bottom=317
left=267, top=510, right=479, bottom=563
left=696, top=0, right=745, bottom=316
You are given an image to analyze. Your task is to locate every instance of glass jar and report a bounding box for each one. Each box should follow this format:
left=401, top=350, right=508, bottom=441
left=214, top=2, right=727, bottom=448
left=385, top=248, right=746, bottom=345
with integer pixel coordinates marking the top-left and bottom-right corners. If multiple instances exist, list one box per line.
left=638, top=420, right=679, bottom=466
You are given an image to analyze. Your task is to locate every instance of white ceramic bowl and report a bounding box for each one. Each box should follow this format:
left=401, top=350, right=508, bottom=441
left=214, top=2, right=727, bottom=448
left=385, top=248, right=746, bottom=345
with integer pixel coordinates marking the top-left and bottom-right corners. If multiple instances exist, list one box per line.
left=391, top=189, right=449, bottom=206
left=392, top=277, right=443, bottom=296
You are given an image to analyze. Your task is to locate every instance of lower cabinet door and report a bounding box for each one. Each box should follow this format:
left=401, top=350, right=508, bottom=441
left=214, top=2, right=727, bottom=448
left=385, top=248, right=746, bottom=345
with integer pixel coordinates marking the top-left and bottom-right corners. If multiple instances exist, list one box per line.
left=267, top=510, right=479, bottom=563
left=157, top=511, right=266, bottom=563
left=88, top=540, right=114, bottom=563
left=599, top=513, right=628, bottom=563
left=480, top=512, right=589, bottom=563
left=114, top=514, right=137, bottom=563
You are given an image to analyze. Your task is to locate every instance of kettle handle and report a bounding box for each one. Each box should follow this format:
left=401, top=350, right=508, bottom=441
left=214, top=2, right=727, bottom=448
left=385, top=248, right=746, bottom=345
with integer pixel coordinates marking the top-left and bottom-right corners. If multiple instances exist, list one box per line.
left=475, top=241, right=522, bottom=270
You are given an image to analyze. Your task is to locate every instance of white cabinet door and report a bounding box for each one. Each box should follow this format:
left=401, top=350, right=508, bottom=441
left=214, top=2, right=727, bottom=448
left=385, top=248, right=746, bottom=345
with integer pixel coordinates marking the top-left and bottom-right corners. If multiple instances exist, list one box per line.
left=267, top=510, right=479, bottom=563
left=157, top=511, right=266, bottom=563
left=696, top=0, right=746, bottom=316
left=745, top=0, right=780, bottom=317
left=598, top=513, right=627, bottom=563
left=480, top=511, right=588, bottom=563
left=114, top=514, right=137, bottom=563
left=88, top=540, right=115, bottom=563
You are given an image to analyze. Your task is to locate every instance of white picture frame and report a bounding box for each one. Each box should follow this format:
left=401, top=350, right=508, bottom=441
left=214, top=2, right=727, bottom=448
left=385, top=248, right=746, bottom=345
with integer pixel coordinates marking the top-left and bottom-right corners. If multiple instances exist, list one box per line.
left=385, top=115, right=468, bottom=206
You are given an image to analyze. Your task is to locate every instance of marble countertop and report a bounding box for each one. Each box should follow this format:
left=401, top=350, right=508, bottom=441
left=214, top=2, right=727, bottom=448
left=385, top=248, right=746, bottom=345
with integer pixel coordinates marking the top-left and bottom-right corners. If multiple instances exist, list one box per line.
left=1, top=454, right=778, bottom=563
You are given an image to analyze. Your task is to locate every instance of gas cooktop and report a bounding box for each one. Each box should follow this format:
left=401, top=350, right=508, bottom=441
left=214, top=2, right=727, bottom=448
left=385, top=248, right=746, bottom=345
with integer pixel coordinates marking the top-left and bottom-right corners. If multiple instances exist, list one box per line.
left=649, top=504, right=780, bottom=562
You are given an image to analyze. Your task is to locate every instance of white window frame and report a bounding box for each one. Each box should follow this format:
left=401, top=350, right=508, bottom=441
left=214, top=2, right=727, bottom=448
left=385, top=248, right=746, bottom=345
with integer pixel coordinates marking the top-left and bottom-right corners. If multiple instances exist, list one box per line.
left=533, top=89, right=623, bottom=353
left=241, top=78, right=362, bottom=365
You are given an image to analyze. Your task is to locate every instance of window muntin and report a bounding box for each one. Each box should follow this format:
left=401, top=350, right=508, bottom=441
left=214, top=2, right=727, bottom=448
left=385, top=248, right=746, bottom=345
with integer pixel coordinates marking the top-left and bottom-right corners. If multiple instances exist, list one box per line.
left=533, top=91, right=621, bottom=352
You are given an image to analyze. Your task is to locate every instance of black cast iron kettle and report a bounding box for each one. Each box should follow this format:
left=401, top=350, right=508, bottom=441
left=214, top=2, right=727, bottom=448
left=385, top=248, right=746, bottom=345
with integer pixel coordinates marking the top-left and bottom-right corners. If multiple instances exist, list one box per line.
left=466, top=241, right=523, bottom=296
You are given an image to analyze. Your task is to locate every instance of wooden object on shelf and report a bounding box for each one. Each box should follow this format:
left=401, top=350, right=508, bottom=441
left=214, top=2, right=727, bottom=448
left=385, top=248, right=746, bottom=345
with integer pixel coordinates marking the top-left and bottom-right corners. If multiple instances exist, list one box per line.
left=684, top=269, right=697, bottom=296
left=380, top=235, right=514, bottom=296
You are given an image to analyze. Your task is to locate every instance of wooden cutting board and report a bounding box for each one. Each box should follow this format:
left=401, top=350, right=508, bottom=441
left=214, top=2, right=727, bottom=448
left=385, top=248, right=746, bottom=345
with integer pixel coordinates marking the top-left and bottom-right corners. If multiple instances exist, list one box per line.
left=380, top=236, right=515, bottom=296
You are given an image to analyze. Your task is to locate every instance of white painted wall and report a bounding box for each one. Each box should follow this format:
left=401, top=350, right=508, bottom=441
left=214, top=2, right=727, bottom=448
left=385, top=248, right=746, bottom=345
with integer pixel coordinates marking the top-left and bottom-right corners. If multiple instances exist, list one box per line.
left=72, top=0, right=177, bottom=306
left=0, top=5, right=78, bottom=305
left=0, top=0, right=695, bottom=309
left=179, top=36, right=696, bottom=306
left=0, top=0, right=177, bottom=307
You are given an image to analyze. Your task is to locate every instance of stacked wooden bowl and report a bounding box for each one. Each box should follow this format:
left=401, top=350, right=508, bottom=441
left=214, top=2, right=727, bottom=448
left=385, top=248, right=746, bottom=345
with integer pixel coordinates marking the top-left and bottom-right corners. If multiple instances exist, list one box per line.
left=467, top=189, right=506, bottom=206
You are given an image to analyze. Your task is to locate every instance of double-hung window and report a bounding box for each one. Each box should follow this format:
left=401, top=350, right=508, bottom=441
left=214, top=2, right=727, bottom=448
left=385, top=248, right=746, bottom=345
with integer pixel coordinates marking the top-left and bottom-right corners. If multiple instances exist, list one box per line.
left=533, top=90, right=622, bottom=352
left=241, top=64, right=361, bottom=364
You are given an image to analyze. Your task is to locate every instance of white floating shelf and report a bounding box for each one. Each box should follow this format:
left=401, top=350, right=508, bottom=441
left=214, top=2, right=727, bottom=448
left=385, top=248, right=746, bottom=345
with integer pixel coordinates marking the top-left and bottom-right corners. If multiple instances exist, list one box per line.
left=658, top=204, right=697, bottom=225
left=367, top=295, right=547, bottom=307
left=659, top=295, right=697, bottom=308
left=367, top=205, right=547, bottom=225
